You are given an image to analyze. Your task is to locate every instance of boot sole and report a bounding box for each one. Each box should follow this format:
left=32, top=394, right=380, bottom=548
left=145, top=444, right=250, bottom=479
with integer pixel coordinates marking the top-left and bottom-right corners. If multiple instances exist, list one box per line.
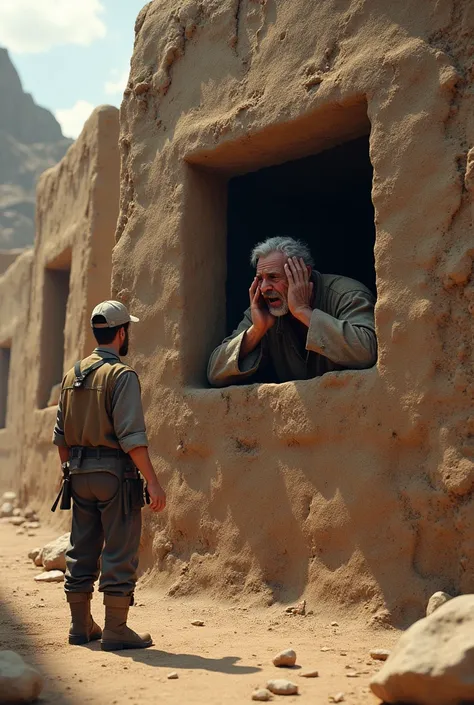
left=101, top=639, right=153, bottom=651
left=69, top=632, right=102, bottom=645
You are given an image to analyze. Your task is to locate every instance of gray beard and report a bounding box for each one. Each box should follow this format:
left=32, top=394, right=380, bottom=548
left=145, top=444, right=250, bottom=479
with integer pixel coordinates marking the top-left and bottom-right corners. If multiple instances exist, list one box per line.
left=266, top=299, right=289, bottom=317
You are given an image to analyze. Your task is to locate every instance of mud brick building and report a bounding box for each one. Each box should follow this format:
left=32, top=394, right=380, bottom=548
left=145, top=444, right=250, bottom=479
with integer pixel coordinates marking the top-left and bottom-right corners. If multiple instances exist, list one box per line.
left=2, top=2, right=474, bottom=625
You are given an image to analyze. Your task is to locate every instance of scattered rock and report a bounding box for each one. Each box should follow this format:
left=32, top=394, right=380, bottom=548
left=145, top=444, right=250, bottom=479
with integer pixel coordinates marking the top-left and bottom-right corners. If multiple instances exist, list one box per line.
left=167, top=672, right=179, bottom=680
left=34, top=552, right=43, bottom=567
left=16, top=530, right=25, bottom=536
left=191, top=620, right=204, bottom=627
left=370, top=595, right=474, bottom=705
left=0, top=650, right=43, bottom=703
left=10, top=517, right=25, bottom=526
left=299, top=670, right=319, bottom=678
left=27, top=532, right=36, bottom=538
left=285, top=600, right=306, bottom=616
left=24, top=522, right=40, bottom=530
left=266, top=679, right=298, bottom=696
left=34, top=570, right=64, bottom=583
left=331, top=621, right=339, bottom=627
left=370, top=649, right=390, bottom=661
left=41, top=533, right=69, bottom=572
left=28, top=548, right=41, bottom=562
left=329, top=694, right=345, bottom=703
left=23, top=508, right=37, bottom=521
left=272, top=649, right=296, bottom=668
left=346, top=670, right=359, bottom=678
left=12, top=508, right=22, bottom=517
left=252, top=689, right=272, bottom=701
left=321, top=647, right=330, bottom=652
left=0, top=502, right=14, bottom=518
left=426, top=591, right=453, bottom=617
left=2, top=491, right=16, bottom=503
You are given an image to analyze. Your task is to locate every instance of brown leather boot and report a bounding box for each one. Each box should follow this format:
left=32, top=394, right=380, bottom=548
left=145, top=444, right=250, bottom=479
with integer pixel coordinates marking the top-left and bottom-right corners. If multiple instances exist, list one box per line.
left=101, top=595, right=153, bottom=651
left=67, top=592, right=102, bottom=645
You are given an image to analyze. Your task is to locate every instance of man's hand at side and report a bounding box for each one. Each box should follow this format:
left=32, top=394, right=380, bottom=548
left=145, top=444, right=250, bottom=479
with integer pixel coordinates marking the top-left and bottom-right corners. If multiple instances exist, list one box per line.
left=146, top=480, right=167, bottom=512
left=285, top=257, right=314, bottom=327
left=128, top=446, right=166, bottom=513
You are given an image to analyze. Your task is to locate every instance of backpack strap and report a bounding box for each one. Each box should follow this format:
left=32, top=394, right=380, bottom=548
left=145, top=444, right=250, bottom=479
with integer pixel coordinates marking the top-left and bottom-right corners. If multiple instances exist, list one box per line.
left=73, top=358, right=110, bottom=389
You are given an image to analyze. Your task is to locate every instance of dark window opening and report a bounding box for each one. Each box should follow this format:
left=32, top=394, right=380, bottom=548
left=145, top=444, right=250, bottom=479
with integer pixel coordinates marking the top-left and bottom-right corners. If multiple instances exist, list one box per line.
left=226, top=135, right=375, bottom=332
left=0, top=344, right=11, bottom=428
left=37, top=257, right=71, bottom=409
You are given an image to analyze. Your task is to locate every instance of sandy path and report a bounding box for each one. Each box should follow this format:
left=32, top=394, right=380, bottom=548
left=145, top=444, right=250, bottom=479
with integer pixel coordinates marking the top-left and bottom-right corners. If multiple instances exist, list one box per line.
left=0, top=523, right=398, bottom=704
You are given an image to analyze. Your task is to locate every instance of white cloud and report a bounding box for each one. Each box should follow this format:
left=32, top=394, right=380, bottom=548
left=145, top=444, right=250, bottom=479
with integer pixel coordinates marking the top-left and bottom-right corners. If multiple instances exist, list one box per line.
left=55, top=100, right=95, bottom=139
left=104, top=69, right=129, bottom=96
left=0, top=0, right=106, bottom=54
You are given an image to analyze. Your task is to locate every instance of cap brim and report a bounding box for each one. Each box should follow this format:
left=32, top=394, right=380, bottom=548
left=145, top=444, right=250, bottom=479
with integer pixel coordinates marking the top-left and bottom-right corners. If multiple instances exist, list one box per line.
left=130, top=315, right=140, bottom=323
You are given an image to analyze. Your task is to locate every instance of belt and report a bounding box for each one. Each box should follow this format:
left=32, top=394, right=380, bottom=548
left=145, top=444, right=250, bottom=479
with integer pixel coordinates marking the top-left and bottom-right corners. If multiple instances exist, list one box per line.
left=70, top=446, right=128, bottom=460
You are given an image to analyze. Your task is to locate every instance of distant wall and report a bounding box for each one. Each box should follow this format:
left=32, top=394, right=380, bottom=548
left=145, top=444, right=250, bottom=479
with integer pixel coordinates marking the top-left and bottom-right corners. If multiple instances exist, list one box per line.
left=0, top=105, right=120, bottom=516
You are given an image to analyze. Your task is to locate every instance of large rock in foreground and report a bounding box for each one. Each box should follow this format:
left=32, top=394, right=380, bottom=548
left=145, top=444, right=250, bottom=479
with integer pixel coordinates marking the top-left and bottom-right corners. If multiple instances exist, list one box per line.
left=41, top=533, right=69, bottom=572
left=371, top=595, right=474, bottom=705
left=0, top=650, right=43, bottom=703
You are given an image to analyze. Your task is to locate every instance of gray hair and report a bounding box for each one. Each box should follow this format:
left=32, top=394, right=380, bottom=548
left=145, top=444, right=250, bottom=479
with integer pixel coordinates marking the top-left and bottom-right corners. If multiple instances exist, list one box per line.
left=250, top=236, right=314, bottom=268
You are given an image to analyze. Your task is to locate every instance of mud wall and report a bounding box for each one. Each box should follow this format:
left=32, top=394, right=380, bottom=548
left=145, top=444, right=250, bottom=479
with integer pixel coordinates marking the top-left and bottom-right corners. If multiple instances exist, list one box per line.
left=113, top=0, right=474, bottom=624
left=0, top=106, right=120, bottom=515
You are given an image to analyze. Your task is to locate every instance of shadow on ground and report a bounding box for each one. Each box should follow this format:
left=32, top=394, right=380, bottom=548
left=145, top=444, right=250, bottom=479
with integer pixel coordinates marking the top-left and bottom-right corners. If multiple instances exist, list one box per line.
left=0, top=590, right=75, bottom=705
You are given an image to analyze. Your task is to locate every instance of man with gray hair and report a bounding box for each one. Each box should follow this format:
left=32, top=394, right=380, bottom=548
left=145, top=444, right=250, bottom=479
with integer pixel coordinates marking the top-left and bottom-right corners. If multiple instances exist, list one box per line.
left=208, top=236, right=377, bottom=386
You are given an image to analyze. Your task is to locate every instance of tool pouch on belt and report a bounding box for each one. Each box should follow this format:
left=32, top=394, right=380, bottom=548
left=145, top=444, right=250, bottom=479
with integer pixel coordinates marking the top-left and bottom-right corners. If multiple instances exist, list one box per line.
left=51, top=462, right=72, bottom=512
left=123, top=474, right=146, bottom=515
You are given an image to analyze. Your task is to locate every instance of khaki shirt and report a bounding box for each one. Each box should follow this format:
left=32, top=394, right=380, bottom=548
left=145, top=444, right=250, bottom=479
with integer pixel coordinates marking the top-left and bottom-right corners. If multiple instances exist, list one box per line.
left=208, top=271, right=377, bottom=387
left=53, top=348, right=148, bottom=453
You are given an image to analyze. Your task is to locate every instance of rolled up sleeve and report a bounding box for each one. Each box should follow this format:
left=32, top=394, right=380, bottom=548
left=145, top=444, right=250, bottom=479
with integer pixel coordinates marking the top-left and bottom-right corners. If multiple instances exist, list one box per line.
left=306, top=290, right=377, bottom=368
left=111, top=372, right=148, bottom=452
left=207, top=310, right=262, bottom=387
left=52, top=396, right=68, bottom=447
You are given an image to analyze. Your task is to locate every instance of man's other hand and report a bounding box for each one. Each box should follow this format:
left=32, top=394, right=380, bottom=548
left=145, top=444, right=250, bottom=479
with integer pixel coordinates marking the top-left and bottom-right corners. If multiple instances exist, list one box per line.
left=249, top=277, right=275, bottom=336
left=146, top=480, right=166, bottom=512
left=285, top=257, right=313, bottom=324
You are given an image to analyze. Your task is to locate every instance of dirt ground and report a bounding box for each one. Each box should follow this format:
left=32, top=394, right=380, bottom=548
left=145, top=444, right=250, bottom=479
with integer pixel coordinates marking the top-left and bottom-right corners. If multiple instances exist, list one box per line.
left=0, top=523, right=399, bottom=704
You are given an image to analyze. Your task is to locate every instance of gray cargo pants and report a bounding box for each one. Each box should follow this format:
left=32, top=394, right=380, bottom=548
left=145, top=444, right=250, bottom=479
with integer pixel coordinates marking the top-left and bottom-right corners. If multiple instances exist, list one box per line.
left=65, top=470, right=141, bottom=597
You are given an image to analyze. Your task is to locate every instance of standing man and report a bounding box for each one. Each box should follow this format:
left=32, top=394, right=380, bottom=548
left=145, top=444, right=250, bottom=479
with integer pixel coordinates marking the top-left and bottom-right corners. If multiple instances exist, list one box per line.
left=53, top=300, right=166, bottom=651
left=208, top=236, right=377, bottom=386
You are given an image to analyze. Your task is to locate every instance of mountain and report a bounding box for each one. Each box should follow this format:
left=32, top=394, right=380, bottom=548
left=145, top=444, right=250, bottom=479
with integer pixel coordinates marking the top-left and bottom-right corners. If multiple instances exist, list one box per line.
left=0, top=48, right=73, bottom=249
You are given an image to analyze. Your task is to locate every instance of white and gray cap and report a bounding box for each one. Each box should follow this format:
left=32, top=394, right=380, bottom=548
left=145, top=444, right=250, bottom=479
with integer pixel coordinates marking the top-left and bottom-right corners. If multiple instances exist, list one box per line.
left=90, top=300, right=139, bottom=328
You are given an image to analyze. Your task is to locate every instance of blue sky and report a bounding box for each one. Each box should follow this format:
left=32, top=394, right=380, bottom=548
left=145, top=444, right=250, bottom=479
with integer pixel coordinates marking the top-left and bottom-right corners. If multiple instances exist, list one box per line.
left=0, top=0, right=147, bottom=138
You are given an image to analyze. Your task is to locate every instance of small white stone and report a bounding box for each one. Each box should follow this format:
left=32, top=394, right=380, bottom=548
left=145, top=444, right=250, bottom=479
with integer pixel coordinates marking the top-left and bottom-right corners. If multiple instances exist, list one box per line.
left=272, top=649, right=296, bottom=667
left=10, top=517, right=25, bottom=526
left=0, top=502, right=14, bottom=518
left=299, top=669, right=319, bottom=678
left=167, top=672, right=179, bottom=679
left=12, top=508, right=22, bottom=517
left=370, top=649, right=390, bottom=661
left=426, top=591, right=453, bottom=616
left=28, top=548, right=41, bottom=562
left=2, top=491, right=16, bottom=503
left=34, top=570, right=64, bottom=583
left=329, top=693, right=345, bottom=703
left=0, top=650, right=43, bottom=703
left=191, top=620, right=204, bottom=626
left=252, top=688, right=272, bottom=701
left=266, top=679, right=298, bottom=696
left=331, top=621, right=339, bottom=627
left=24, top=522, right=40, bottom=530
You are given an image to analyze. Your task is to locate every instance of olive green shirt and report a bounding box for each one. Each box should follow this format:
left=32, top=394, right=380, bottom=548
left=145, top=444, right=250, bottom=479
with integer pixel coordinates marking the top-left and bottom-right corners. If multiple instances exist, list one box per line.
left=53, top=348, right=148, bottom=452
left=208, top=271, right=377, bottom=386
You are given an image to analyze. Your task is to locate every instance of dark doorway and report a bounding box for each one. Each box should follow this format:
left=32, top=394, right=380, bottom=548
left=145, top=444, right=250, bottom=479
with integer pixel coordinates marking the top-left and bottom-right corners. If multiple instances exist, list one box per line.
left=0, top=344, right=11, bottom=428
left=226, top=135, right=375, bottom=332
left=37, top=260, right=71, bottom=408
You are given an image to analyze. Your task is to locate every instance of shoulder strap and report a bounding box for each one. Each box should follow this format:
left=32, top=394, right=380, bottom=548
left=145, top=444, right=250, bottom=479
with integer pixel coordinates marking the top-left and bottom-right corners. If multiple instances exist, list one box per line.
left=73, top=358, right=110, bottom=389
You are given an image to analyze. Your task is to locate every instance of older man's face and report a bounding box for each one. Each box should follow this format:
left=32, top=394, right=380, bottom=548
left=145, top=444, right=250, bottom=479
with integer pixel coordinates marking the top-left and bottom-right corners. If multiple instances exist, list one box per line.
left=256, top=251, right=289, bottom=317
